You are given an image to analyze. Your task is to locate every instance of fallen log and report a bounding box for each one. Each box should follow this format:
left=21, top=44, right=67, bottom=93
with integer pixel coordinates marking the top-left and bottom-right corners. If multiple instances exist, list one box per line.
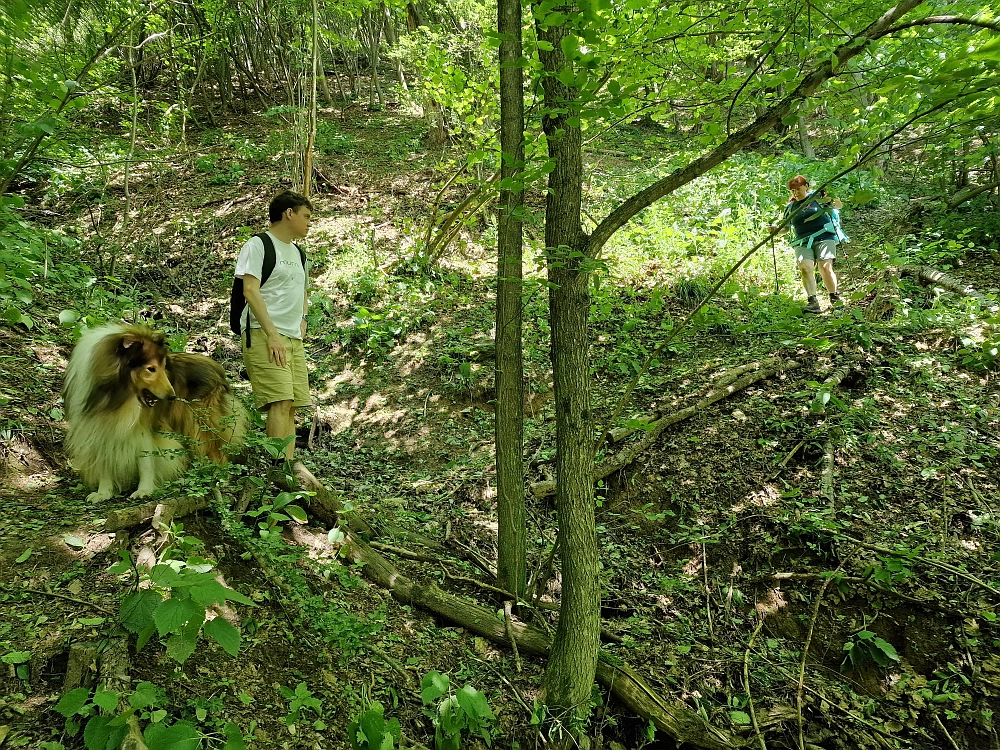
left=900, top=264, right=983, bottom=298
left=103, top=497, right=211, bottom=532
left=532, top=359, right=803, bottom=498
left=337, top=527, right=737, bottom=749
left=293, top=462, right=374, bottom=537
left=610, top=357, right=788, bottom=443
left=810, top=359, right=858, bottom=415
left=945, top=181, right=1000, bottom=211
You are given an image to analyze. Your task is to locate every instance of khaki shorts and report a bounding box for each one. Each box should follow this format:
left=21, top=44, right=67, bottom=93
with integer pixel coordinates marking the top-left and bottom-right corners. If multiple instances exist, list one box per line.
left=796, top=239, right=838, bottom=264
left=242, top=332, right=311, bottom=410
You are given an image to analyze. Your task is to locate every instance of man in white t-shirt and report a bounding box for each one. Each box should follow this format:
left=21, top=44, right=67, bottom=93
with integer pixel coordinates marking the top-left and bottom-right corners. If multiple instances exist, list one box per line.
left=235, top=191, right=312, bottom=474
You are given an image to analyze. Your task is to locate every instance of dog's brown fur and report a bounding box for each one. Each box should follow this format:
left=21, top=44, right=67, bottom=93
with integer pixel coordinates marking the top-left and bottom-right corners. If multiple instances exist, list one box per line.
left=63, top=324, right=246, bottom=501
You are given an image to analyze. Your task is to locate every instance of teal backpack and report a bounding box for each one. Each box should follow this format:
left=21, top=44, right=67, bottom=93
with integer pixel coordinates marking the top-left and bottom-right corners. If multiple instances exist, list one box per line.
left=788, top=191, right=850, bottom=249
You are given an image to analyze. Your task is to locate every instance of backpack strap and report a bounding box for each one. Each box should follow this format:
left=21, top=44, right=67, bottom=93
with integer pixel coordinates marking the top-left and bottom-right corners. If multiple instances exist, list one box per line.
left=244, top=233, right=278, bottom=347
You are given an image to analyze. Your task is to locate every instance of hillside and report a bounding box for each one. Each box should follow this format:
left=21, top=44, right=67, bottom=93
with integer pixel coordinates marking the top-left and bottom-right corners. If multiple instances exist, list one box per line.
left=2, top=95, right=1000, bottom=750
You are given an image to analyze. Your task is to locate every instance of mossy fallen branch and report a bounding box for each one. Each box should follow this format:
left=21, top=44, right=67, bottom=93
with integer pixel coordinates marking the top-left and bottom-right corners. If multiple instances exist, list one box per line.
left=532, top=359, right=803, bottom=498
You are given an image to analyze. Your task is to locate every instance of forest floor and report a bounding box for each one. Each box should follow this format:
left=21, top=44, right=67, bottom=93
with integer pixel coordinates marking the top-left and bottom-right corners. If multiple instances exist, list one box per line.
left=1, top=101, right=999, bottom=750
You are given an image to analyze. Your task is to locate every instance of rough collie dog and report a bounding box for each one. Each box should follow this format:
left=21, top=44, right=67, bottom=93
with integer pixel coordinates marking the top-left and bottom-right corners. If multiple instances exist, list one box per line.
left=63, top=324, right=247, bottom=502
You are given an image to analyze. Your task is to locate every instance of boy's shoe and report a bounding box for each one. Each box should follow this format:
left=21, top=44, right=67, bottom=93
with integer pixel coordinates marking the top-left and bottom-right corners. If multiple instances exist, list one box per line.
left=803, top=296, right=822, bottom=315
left=829, top=293, right=844, bottom=307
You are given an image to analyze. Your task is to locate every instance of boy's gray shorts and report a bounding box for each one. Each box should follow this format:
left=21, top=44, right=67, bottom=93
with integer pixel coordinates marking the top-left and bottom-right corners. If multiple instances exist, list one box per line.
left=795, top=239, right=838, bottom=263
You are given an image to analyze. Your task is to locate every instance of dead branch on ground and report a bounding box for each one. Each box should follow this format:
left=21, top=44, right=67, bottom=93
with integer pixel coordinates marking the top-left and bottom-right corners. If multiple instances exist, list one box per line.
left=610, top=357, right=788, bottom=443
left=531, top=359, right=803, bottom=498
left=810, top=359, right=858, bottom=415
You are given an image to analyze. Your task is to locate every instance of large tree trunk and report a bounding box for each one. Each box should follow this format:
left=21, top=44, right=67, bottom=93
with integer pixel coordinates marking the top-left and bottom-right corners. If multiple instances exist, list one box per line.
left=495, top=0, right=527, bottom=599
left=536, top=7, right=601, bottom=732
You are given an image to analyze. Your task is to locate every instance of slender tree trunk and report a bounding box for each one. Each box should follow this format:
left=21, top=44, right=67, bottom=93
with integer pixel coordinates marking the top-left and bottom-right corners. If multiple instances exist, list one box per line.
left=797, top=116, right=815, bottom=158
left=303, top=0, right=318, bottom=196
left=535, top=6, right=601, bottom=733
left=495, top=0, right=526, bottom=600
left=383, top=4, right=408, bottom=92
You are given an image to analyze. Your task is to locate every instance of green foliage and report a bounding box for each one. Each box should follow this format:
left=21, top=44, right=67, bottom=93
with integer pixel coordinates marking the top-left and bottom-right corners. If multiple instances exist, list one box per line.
left=316, top=121, right=357, bottom=155
left=110, top=531, right=253, bottom=665
left=245, top=491, right=310, bottom=539
left=52, top=682, right=248, bottom=750
left=279, top=681, right=325, bottom=730
left=347, top=701, right=401, bottom=750
left=0, top=196, right=82, bottom=329
left=1, top=649, right=30, bottom=684
left=420, top=670, right=496, bottom=750
left=842, top=629, right=901, bottom=669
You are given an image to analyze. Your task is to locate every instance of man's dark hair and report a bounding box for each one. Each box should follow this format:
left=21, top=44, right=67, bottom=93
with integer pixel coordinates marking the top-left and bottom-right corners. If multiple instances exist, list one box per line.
left=268, top=190, right=313, bottom=224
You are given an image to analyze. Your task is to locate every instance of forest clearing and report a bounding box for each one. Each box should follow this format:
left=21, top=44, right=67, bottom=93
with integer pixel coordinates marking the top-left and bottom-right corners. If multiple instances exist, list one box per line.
left=1, top=0, right=999, bottom=749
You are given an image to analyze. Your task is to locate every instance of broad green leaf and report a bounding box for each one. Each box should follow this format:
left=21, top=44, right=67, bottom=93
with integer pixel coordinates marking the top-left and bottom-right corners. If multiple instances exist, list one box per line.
left=59, top=309, right=80, bottom=326
left=222, top=723, right=246, bottom=750
left=54, top=687, right=91, bottom=717
left=874, top=638, right=900, bottom=662
left=129, top=682, right=163, bottom=709
left=136, top=621, right=157, bottom=651
left=165, top=620, right=201, bottom=665
left=83, top=716, right=117, bottom=750
left=143, top=719, right=200, bottom=750
left=14, top=547, right=31, bottom=563
left=2, top=650, right=30, bottom=664
left=204, top=616, right=241, bottom=657
left=153, top=597, right=203, bottom=636
left=285, top=505, right=308, bottom=524
left=359, top=706, right=386, bottom=746
left=421, top=671, right=449, bottom=704
left=92, top=688, right=119, bottom=713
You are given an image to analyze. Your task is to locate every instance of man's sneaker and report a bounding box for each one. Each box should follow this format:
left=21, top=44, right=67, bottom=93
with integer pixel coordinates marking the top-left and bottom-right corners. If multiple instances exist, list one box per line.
left=829, top=293, right=844, bottom=307
left=803, top=296, right=822, bottom=315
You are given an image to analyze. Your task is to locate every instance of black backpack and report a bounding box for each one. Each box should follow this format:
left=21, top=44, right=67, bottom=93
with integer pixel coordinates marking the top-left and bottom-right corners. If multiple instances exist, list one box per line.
left=230, top=232, right=306, bottom=345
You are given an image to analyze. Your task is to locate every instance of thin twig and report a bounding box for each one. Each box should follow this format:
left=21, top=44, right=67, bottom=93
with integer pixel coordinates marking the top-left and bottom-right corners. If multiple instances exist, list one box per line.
left=744, top=614, right=768, bottom=750
left=935, top=714, right=962, bottom=750
left=8, top=587, right=114, bottom=616
left=797, top=549, right=857, bottom=750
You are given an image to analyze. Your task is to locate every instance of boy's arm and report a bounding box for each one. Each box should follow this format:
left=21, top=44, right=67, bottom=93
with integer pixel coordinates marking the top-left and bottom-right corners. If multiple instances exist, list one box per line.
left=241, top=274, right=288, bottom=367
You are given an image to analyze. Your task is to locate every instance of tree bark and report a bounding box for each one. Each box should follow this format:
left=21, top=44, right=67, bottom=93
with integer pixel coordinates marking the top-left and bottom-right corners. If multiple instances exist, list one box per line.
left=535, top=5, right=601, bottom=729
left=797, top=115, right=815, bottom=158
left=495, top=0, right=527, bottom=599
left=945, top=181, right=1000, bottom=210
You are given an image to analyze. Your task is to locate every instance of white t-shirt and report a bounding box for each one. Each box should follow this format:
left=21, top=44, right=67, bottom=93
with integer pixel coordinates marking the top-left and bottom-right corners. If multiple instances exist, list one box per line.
left=235, top=232, right=307, bottom=340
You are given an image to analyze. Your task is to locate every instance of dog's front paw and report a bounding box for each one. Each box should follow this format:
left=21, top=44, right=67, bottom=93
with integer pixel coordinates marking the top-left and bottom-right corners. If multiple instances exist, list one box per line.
left=87, top=490, right=114, bottom=502
left=130, top=487, right=156, bottom=500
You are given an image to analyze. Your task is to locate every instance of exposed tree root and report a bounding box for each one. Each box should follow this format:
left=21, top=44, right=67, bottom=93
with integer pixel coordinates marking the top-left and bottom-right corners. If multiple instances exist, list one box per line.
left=531, top=359, right=803, bottom=498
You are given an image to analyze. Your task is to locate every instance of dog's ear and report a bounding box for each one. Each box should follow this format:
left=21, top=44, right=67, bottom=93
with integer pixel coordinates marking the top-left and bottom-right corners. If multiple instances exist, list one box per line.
left=121, top=334, right=141, bottom=349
